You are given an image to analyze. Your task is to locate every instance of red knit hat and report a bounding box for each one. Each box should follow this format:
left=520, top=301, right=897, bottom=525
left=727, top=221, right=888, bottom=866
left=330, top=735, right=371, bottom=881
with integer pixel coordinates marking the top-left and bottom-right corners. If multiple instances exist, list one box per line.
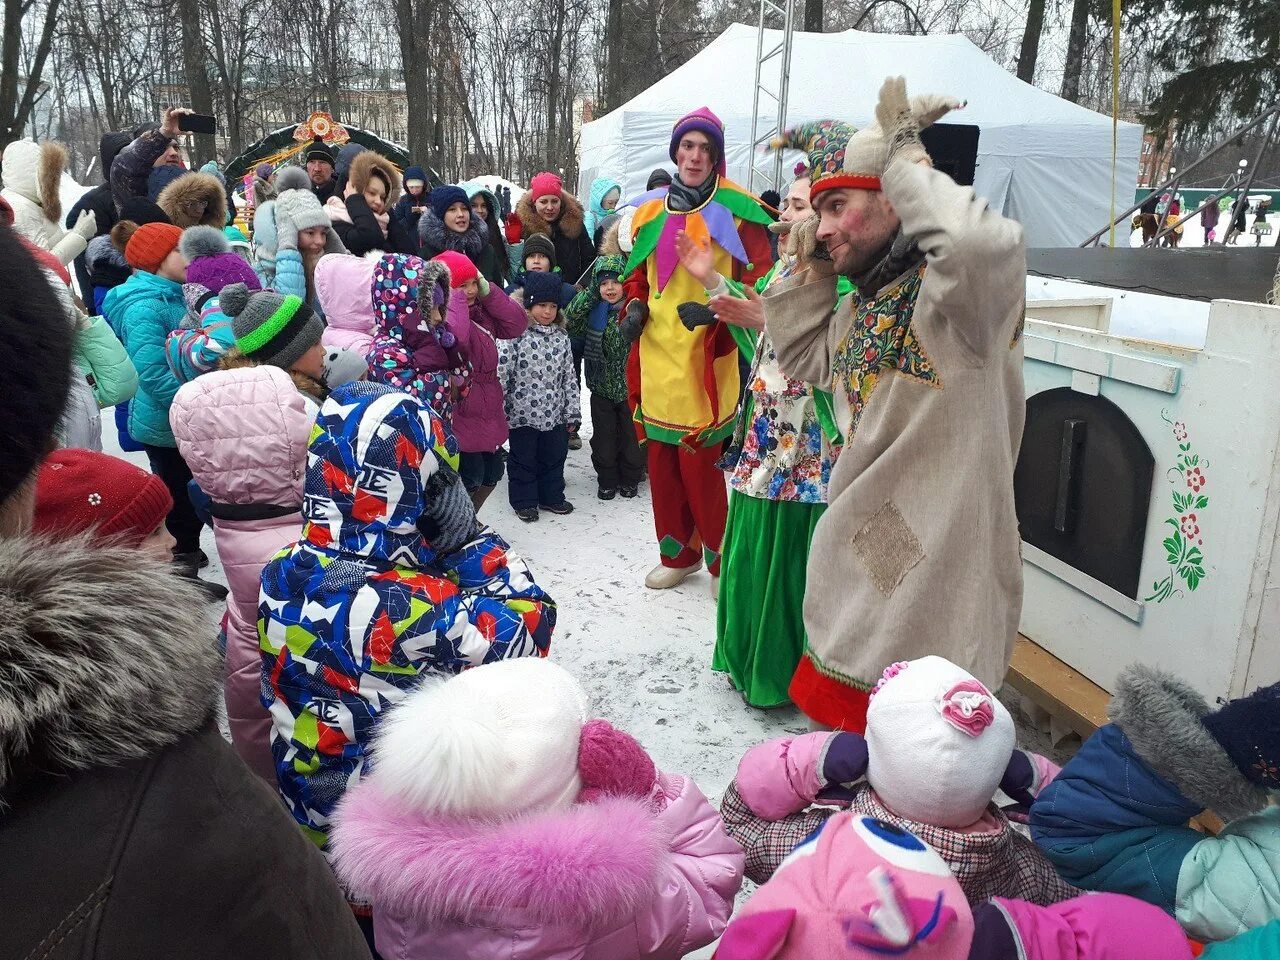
left=34, top=449, right=173, bottom=547
left=529, top=172, right=563, bottom=202
left=432, top=250, right=479, bottom=288
left=113, top=220, right=184, bottom=274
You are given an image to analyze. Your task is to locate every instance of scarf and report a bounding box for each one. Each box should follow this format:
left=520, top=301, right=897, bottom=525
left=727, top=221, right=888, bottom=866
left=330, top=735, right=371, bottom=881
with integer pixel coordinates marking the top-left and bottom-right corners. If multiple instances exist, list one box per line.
left=325, top=194, right=389, bottom=235
left=849, top=228, right=924, bottom=299
left=667, top=172, right=719, bottom=213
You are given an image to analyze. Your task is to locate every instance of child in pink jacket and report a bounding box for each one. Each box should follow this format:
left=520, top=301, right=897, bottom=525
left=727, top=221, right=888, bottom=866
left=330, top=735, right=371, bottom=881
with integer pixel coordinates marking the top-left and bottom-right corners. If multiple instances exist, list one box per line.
left=316, top=252, right=378, bottom=358
left=170, top=364, right=313, bottom=782
left=330, top=657, right=744, bottom=960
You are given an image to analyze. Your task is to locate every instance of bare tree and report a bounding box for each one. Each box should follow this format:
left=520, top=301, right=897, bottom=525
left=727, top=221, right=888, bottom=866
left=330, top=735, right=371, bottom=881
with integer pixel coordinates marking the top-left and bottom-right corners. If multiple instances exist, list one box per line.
left=1, top=0, right=61, bottom=150
left=1017, top=0, right=1047, bottom=83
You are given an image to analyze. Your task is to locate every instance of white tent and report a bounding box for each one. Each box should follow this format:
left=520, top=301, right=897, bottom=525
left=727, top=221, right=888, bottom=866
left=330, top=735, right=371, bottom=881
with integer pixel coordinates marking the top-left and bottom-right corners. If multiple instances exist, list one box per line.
left=578, top=24, right=1142, bottom=248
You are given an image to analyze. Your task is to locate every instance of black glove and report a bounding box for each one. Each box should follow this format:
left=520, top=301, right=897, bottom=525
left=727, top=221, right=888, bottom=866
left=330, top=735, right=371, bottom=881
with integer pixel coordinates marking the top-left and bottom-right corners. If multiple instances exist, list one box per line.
left=677, top=301, right=716, bottom=331
left=620, top=299, right=647, bottom=343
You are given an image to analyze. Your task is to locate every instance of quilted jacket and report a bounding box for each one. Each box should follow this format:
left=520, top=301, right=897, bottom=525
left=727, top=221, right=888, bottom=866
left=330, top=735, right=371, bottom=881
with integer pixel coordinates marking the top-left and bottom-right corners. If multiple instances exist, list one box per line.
left=103, top=269, right=187, bottom=446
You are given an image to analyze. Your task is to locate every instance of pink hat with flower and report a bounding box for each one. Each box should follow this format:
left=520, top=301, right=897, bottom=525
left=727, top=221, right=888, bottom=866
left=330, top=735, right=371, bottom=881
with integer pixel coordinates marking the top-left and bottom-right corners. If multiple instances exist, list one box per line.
left=865, top=656, right=1015, bottom=829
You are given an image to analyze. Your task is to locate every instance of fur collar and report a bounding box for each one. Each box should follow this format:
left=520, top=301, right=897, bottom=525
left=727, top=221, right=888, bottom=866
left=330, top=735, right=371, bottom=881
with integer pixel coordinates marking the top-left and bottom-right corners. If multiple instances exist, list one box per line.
left=40, top=141, right=66, bottom=223
left=219, top=348, right=328, bottom=405
left=418, top=209, right=486, bottom=259
left=516, top=190, right=586, bottom=241
left=157, top=172, right=227, bottom=230
left=0, top=537, right=220, bottom=793
left=332, top=780, right=669, bottom=926
left=1109, top=665, right=1271, bottom=821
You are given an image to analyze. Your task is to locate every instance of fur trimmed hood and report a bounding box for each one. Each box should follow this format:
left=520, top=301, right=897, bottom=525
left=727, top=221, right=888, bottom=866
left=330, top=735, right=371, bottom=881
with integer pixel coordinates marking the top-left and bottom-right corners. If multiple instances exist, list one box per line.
left=516, top=189, right=586, bottom=240
left=332, top=780, right=668, bottom=927
left=0, top=139, right=67, bottom=222
left=157, top=172, right=227, bottom=229
left=418, top=207, right=487, bottom=258
left=348, top=150, right=402, bottom=207
left=0, top=537, right=220, bottom=793
left=1109, top=664, right=1271, bottom=821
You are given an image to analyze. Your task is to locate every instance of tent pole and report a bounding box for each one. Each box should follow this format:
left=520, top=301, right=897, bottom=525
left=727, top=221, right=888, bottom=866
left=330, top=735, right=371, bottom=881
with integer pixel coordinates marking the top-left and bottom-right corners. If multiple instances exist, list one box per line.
left=749, top=0, right=795, bottom=193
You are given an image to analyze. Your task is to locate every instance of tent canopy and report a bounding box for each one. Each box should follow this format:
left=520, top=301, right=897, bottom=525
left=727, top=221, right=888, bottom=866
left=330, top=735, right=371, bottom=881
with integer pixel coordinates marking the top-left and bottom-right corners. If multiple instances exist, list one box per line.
left=578, top=24, right=1142, bottom=247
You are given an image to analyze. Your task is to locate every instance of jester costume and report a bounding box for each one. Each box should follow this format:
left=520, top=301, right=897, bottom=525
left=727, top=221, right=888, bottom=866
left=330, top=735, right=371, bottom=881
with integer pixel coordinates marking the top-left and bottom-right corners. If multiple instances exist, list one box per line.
left=258, top=382, right=555, bottom=853
left=622, top=107, right=773, bottom=576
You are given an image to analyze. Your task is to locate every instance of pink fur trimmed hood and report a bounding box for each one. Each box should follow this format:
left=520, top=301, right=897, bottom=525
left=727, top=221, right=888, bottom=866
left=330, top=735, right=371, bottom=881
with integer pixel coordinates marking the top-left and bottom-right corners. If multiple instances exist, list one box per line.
left=331, top=781, right=671, bottom=927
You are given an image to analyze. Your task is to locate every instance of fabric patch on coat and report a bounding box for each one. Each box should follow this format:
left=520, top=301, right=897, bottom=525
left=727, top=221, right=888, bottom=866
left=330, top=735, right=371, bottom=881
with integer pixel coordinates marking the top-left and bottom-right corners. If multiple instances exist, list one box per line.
left=852, top=500, right=924, bottom=597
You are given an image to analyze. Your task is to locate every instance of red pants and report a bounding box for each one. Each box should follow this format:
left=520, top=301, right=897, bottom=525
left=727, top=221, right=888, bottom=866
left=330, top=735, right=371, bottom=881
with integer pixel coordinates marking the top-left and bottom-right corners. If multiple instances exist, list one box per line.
left=648, top=441, right=727, bottom=575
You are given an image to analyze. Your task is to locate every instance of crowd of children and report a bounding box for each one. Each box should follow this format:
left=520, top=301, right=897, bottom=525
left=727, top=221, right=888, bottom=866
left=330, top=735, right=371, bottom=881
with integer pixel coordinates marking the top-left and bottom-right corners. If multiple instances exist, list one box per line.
left=3, top=89, right=1279, bottom=960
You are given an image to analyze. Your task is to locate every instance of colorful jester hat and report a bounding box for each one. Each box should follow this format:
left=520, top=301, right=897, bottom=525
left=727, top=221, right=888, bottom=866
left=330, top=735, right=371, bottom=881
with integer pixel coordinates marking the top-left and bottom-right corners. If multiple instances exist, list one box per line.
left=622, top=177, right=775, bottom=293
left=769, top=120, right=859, bottom=201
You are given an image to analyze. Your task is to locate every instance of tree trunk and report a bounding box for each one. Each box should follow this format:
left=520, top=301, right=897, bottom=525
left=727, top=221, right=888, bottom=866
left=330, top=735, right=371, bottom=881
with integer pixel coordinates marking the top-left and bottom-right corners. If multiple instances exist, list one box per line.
left=1060, top=0, right=1090, bottom=103
left=803, top=0, right=822, bottom=33
left=1016, top=0, right=1046, bottom=84
left=397, top=0, right=435, bottom=166
left=177, top=0, right=217, bottom=162
left=1, top=0, right=62, bottom=151
left=604, top=0, right=624, bottom=111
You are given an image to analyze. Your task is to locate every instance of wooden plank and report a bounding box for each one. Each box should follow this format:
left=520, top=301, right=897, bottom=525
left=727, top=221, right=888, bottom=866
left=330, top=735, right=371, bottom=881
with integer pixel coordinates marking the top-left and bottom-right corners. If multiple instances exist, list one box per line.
left=1005, top=634, right=1111, bottom=739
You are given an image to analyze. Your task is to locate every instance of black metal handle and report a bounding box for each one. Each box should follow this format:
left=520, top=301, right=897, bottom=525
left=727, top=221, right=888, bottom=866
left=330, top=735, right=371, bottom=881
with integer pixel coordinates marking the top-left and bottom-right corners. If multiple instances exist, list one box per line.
left=1055, top=418, right=1087, bottom=534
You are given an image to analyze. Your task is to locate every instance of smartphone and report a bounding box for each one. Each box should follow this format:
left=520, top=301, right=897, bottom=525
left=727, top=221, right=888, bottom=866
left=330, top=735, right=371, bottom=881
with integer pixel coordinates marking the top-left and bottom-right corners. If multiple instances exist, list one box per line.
left=178, top=113, right=217, bottom=135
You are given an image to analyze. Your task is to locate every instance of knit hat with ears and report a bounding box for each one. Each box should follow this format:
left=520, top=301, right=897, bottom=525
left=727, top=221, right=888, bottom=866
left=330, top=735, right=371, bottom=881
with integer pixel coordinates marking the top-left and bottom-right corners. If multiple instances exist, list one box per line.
left=33, top=449, right=173, bottom=547
left=221, top=282, right=324, bottom=371
left=181, top=225, right=261, bottom=293
left=841, top=76, right=963, bottom=190
left=522, top=232, right=556, bottom=269
left=669, top=106, right=727, bottom=176
left=864, top=656, right=1015, bottom=829
left=529, top=171, right=563, bottom=202
left=111, top=220, right=183, bottom=274
left=367, top=658, right=590, bottom=818
left=522, top=270, right=562, bottom=308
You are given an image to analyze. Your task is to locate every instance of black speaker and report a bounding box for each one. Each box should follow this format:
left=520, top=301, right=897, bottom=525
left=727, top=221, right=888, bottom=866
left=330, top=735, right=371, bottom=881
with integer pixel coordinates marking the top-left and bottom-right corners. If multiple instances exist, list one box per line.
left=920, top=123, right=980, bottom=186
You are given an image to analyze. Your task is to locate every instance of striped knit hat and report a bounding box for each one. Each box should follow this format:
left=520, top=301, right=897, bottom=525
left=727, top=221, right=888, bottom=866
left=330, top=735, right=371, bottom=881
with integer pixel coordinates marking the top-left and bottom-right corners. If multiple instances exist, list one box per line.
left=770, top=120, right=859, bottom=199
left=220, top=282, right=324, bottom=370
left=670, top=106, right=726, bottom=176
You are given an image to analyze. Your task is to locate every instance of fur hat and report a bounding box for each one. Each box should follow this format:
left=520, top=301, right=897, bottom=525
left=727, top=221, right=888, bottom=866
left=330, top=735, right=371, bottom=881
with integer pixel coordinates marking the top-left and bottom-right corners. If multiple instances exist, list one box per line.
left=428, top=184, right=469, bottom=222
left=842, top=77, right=963, bottom=190
left=157, top=171, right=227, bottom=229
left=0, top=227, right=73, bottom=507
left=670, top=107, right=726, bottom=176
left=347, top=150, right=401, bottom=206
left=303, top=139, right=335, bottom=167
left=33, top=449, right=172, bottom=547
left=431, top=250, right=476, bottom=288
left=717, top=813, right=973, bottom=958
left=865, top=656, right=1015, bottom=829
left=221, top=283, right=323, bottom=371
left=530, top=172, right=563, bottom=202
left=522, top=232, right=556, bottom=268
left=1109, top=664, right=1274, bottom=821
left=368, top=658, right=590, bottom=817
left=522, top=270, right=562, bottom=308
left=771, top=120, right=859, bottom=200
left=111, top=220, right=183, bottom=274
left=181, top=225, right=260, bottom=293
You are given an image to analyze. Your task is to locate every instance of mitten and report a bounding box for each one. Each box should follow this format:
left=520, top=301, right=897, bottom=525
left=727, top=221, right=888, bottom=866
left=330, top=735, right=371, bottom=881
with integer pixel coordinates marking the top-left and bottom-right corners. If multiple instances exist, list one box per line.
left=677, top=301, right=716, bottom=331
left=504, top=212, right=522, bottom=244
left=874, top=76, right=929, bottom=168
left=816, top=732, right=869, bottom=804
left=274, top=206, right=298, bottom=252
left=578, top=719, right=657, bottom=802
left=476, top=274, right=490, bottom=299
left=620, top=298, right=647, bottom=343
left=72, top=209, right=97, bottom=240
left=792, top=216, right=835, bottom=280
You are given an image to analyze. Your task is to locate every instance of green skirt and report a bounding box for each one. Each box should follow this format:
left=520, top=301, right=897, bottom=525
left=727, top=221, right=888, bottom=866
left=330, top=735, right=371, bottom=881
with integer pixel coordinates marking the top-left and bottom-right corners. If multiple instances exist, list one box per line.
left=713, top=490, right=826, bottom=708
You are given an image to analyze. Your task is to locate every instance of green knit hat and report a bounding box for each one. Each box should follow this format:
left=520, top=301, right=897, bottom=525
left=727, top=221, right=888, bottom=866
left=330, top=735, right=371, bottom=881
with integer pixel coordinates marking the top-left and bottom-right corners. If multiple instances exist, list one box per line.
left=220, top=282, right=324, bottom=370
left=770, top=120, right=860, bottom=198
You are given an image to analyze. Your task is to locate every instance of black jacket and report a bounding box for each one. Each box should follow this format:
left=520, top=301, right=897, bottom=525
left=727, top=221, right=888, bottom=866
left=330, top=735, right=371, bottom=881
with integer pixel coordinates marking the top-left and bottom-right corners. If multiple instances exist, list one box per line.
left=66, top=131, right=131, bottom=299
left=0, top=539, right=371, bottom=960
left=331, top=194, right=417, bottom=256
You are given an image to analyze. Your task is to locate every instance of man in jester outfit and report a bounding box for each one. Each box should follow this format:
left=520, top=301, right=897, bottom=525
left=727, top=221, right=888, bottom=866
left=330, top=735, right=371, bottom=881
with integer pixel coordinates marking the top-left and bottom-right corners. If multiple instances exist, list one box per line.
left=762, top=78, right=1027, bottom=732
left=620, top=107, right=774, bottom=592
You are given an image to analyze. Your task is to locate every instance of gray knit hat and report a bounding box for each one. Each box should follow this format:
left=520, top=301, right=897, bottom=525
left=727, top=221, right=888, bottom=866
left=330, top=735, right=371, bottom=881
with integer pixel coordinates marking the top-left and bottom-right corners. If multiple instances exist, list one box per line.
left=220, top=282, right=324, bottom=370
left=273, top=166, right=330, bottom=233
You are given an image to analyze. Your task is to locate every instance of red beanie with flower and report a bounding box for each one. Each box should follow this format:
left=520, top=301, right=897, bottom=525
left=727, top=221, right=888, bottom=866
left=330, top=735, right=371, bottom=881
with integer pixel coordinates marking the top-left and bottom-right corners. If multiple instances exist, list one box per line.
left=530, top=172, right=563, bottom=202
left=432, top=250, right=479, bottom=288
left=34, top=449, right=173, bottom=547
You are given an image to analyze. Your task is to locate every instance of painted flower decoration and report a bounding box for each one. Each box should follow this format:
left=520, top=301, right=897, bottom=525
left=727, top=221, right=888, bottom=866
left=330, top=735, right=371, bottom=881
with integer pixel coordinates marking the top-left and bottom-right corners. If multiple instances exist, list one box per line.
left=1173, top=421, right=1188, bottom=442
left=1180, top=513, right=1202, bottom=543
left=937, top=680, right=996, bottom=738
left=1186, top=466, right=1206, bottom=492
left=87, top=493, right=102, bottom=506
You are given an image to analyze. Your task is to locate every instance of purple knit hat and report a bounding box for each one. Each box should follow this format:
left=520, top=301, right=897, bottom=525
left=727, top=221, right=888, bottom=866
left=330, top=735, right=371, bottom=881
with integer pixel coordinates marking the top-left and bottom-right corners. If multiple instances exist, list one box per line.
left=669, top=106, right=726, bottom=176
left=180, top=225, right=261, bottom=293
